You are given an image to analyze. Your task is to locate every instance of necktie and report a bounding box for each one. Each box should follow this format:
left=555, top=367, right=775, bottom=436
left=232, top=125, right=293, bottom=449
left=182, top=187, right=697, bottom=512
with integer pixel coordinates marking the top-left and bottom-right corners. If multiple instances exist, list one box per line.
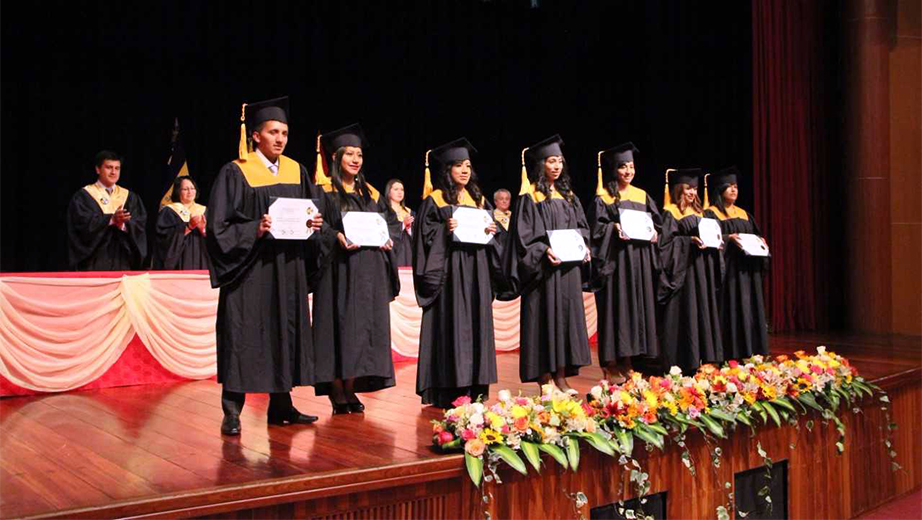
left=269, top=164, right=278, bottom=175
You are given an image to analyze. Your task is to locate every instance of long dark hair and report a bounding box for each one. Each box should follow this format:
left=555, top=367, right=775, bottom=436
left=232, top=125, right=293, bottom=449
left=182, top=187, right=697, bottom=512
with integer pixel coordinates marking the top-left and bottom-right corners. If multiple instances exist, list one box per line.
left=531, top=156, right=576, bottom=203
left=672, top=183, right=703, bottom=214
left=602, top=161, right=628, bottom=203
left=438, top=161, right=484, bottom=207
left=330, top=147, right=372, bottom=210
left=170, top=176, right=198, bottom=203
left=384, top=178, right=408, bottom=212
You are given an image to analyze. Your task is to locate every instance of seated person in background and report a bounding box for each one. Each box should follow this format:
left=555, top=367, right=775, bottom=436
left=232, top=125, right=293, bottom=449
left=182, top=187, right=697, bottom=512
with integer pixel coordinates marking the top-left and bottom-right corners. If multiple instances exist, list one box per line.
left=153, top=176, right=210, bottom=270
left=492, top=188, right=512, bottom=232
left=67, top=150, right=147, bottom=271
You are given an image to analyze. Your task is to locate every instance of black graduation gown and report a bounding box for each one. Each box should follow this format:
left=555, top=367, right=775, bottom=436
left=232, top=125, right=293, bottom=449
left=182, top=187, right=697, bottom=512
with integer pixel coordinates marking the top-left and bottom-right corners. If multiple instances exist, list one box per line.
left=656, top=205, right=724, bottom=372
left=588, top=185, right=661, bottom=365
left=312, top=183, right=400, bottom=396
left=413, top=189, right=505, bottom=408
left=67, top=185, right=147, bottom=270
left=386, top=205, right=414, bottom=267
left=704, top=206, right=769, bottom=359
left=205, top=155, right=323, bottom=394
left=153, top=204, right=210, bottom=270
left=509, top=188, right=592, bottom=383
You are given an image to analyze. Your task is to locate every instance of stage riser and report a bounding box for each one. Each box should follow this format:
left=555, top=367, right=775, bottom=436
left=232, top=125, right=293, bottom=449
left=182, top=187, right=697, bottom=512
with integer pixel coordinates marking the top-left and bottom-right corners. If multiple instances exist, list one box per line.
left=176, top=379, right=920, bottom=520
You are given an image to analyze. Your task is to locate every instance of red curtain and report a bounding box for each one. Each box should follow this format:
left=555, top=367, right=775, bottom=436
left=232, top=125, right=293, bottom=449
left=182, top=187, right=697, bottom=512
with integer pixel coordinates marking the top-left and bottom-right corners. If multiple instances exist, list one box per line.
left=752, top=0, right=838, bottom=331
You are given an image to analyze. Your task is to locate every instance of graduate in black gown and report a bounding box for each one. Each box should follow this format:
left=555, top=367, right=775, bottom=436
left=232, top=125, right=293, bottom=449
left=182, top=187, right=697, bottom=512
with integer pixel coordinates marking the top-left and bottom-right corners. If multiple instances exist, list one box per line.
left=704, top=166, right=769, bottom=359
left=67, top=150, right=147, bottom=270
left=384, top=178, right=414, bottom=267
left=588, top=143, right=661, bottom=383
left=413, top=138, right=505, bottom=408
left=311, top=124, right=400, bottom=414
left=657, top=169, right=724, bottom=373
left=206, top=97, right=324, bottom=435
left=508, top=135, right=591, bottom=392
left=153, top=176, right=210, bottom=270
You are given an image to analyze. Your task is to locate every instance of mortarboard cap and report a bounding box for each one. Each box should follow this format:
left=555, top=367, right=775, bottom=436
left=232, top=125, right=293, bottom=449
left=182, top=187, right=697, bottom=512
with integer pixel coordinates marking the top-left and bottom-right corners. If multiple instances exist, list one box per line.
left=423, top=138, right=477, bottom=199
left=320, top=123, right=368, bottom=157
left=521, top=135, right=564, bottom=195
left=711, top=165, right=740, bottom=195
left=237, top=96, right=290, bottom=161
left=671, top=168, right=701, bottom=188
left=597, top=142, right=640, bottom=195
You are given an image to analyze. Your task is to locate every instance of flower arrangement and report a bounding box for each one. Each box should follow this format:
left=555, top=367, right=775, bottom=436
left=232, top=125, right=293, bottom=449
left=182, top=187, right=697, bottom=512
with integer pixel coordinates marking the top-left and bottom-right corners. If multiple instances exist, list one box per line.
left=433, top=347, right=886, bottom=489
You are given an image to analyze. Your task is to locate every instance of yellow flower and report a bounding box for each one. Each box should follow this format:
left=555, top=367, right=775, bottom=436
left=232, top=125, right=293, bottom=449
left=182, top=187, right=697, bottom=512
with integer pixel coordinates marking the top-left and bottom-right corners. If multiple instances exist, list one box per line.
left=479, top=429, right=502, bottom=445
left=743, top=392, right=757, bottom=404
left=664, top=400, right=678, bottom=416
left=511, top=405, right=528, bottom=419
left=643, top=390, right=658, bottom=409
left=762, top=385, right=778, bottom=400
left=485, top=412, right=505, bottom=430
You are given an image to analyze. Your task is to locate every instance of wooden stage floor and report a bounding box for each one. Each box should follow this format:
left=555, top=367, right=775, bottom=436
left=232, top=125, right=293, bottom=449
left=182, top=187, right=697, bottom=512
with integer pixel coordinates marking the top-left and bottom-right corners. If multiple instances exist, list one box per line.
left=1, top=332, right=919, bottom=519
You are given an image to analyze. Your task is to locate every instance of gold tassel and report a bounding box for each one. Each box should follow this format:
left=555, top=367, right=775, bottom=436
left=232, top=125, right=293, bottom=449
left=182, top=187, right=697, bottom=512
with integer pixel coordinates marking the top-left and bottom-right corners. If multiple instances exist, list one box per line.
left=663, top=168, right=675, bottom=207
left=703, top=173, right=710, bottom=209
left=596, top=151, right=605, bottom=197
left=238, top=103, right=248, bottom=161
left=422, top=150, right=433, bottom=199
left=518, top=148, right=532, bottom=196
left=314, top=133, right=331, bottom=186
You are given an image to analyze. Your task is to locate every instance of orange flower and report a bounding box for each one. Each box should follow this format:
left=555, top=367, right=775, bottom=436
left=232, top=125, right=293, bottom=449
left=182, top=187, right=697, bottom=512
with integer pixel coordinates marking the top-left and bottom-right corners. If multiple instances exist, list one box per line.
left=514, top=415, right=530, bottom=432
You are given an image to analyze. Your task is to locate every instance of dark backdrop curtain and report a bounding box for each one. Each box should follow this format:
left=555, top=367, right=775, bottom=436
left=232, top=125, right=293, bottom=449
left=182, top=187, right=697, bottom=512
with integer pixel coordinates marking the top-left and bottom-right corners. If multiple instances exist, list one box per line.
left=752, top=0, right=844, bottom=331
left=2, top=0, right=752, bottom=272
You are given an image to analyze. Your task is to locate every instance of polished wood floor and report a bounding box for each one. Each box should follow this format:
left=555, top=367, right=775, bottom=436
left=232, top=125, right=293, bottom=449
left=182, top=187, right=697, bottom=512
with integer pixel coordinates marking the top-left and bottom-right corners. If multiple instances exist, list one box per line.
left=1, top=332, right=919, bottom=519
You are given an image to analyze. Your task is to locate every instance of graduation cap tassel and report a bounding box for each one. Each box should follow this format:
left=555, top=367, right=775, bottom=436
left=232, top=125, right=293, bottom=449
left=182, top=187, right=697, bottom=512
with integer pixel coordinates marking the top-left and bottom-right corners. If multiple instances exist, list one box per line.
left=703, top=173, right=711, bottom=209
left=664, top=168, right=675, bottom=207
left=422, top=150, right=433, bottom=199
left=519, top=148, right=532, bottom=196
left=238, top=103, right=249, bottom=162
left=596, top=151, right=605, bottom=197
left=314, top=133, right=331, bottom=186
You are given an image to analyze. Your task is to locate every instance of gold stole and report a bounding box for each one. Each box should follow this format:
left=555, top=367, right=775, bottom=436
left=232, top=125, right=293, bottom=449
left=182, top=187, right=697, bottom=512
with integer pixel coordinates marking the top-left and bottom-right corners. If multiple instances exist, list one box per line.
left=83, top=184, right=130, bottom=213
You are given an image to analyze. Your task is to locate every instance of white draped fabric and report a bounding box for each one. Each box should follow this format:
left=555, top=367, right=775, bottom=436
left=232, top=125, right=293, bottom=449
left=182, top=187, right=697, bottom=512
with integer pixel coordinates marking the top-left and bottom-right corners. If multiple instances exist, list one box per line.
left=0, top=270, right=597, bottom=393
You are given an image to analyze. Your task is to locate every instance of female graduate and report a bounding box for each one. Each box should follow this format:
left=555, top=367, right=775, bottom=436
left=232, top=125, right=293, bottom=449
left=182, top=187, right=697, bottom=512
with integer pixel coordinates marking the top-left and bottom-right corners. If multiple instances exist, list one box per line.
left=385, top=178, right=414, bottom=267
left=704, top=166, right=769, bottom=359
left=657, top=169, right=723, bottom=373
left=588, top=143, right=660, bottom=382
left=509, top=135, right=591, bottom=393
left=311, top=124, right=400, bottom=414
left=154, top=176, right=210, bottom=270
left=413, top=138, right=505, bottom=408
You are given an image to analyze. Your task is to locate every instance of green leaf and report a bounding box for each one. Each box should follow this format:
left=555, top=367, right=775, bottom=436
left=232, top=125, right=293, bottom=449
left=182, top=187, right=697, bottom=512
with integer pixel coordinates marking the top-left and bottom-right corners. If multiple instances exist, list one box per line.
left=465, top=452, right=483, bottom=487
left=771, top=397, right=797, bottom=414
left=492, top=444, right=528, bottom=475
left=762, top=402, right=781, bottom=428
left=441, top=438, right=462, bottom=450
left=835, top=441, right=844, bottom=453
left=608, top=438, right=622, bottom=455
left=615, top=427, right=634, bottom=457
left=708, top=409, right=737, bottom=424
left=575, top=432, right=615, bottom=457
left=635, top=424, right=665, bottom=450
left=538, top=443, right=569, bottom=468
left=736, top=412, right=753, bottom=427
left=751, top=402, right=769, bottom=424
left=520, top=441, right=542, bottom=472
left=567, top=438, right=581, bottom=471
left=646, top=422, right=670, bottom=436
left=699, top=414, right=727, bottom=438
left=797, top=393, right=825, bottom=413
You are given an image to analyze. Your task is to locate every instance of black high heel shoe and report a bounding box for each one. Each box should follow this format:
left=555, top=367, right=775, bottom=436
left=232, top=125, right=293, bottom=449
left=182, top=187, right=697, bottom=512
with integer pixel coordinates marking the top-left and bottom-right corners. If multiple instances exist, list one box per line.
left=329, top=395, right=351, bottom=415
left=346, top=395, right=365, bottom=413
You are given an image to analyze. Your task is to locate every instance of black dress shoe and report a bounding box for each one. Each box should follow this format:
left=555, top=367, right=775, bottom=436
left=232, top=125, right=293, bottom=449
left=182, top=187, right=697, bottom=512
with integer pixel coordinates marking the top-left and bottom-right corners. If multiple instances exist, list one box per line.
left=221, top=414, right=241, bottom=435
left=267, top=407, right=319, bottom=425
left=347, top=396, right=365, bottom=413
left=329, top=396, right=351, bottom=415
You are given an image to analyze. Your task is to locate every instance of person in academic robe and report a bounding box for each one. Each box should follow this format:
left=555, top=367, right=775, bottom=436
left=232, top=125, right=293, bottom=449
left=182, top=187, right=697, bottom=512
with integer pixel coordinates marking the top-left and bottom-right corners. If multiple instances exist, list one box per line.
left=657, top=169, right=724, bottom=373
left=311, top=124, right=400, bottom=414
left=384, top=178, right=414, bottom=267
left=492, top=188, right=513, bottom=250
left=67, top=150, right=147, bottom=270
left=508, top=135, right=591, bottom=392
left=206, top=97, right=325, bottom=436
left=413, top=138, right=506, bottom=408
left=588, top=143, right=661, bottom=383
left=704, top=166, right=769, bottom=359
left=153, top=176, right=210, bottom=270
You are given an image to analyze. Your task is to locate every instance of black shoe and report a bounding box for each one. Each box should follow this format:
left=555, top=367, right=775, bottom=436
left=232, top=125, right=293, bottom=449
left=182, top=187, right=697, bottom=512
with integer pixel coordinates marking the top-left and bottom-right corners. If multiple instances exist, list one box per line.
left=329, top=396, right=351, bottom=415
left=268, top=407, right=319, bottom=425
left=221, top=414, right=241, bottom=435
left=347, top=396, right=365, bottom=413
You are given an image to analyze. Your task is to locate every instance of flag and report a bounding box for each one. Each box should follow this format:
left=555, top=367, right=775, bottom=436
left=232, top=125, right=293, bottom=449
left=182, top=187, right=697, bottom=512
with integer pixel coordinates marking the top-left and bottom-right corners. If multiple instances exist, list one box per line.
left=159, top=117, right=190, bottom=208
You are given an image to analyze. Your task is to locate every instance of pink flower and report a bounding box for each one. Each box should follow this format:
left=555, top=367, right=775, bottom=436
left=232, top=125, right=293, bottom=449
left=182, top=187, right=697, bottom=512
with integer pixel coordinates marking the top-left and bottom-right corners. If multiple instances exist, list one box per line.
left=810, top=365, right=823, bottom=375
left=437, top=431, right=454, bottom=445
left=447, top=414, right=459, bottom=423
left=687, top=407, right=701, bottom=419
left=461, top=429, right=476, bottom=441
left=452, top=396, right=472, bottom=407
left=501, top=425, right=511, bottom=434
left=728, top=360, right=739, bottom=368
left=516, top=397, right=529, bottom=406
left=659, top=378, right=673, bottom=390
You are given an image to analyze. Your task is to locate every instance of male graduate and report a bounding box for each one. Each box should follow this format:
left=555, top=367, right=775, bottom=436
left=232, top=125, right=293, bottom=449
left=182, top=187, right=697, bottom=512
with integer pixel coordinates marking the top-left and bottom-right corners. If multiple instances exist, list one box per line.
left=206, top=97, right=325, bottom=435
left=66, top=150, right=148, bottom=270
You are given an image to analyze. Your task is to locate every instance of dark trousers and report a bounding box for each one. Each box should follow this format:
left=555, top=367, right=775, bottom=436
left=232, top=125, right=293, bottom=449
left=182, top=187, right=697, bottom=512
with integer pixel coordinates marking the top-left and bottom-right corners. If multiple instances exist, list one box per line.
left=221, top=389, right=294, bottom=417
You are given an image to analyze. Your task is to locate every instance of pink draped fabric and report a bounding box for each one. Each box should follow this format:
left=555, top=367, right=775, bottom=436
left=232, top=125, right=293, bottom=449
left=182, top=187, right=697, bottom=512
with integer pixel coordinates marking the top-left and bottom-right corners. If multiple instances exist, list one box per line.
left=0, top=269, right=598, bottom=395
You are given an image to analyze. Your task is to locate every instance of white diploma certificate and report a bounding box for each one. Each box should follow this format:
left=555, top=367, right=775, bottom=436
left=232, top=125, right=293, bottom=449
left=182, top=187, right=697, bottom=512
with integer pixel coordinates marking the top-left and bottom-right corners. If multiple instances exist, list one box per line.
left=452, top=207, right=495, bottom=245
left=342, top=211, right=390, bottom=247
left=267, top=197, right=318, bottom=240
left=548, top=229, right=588, bottom=263
left=618, top=209, right=656, bottom=241
left=697, top=218, right=723, bottom=248
left=737, top=233, right=770, bottom=257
